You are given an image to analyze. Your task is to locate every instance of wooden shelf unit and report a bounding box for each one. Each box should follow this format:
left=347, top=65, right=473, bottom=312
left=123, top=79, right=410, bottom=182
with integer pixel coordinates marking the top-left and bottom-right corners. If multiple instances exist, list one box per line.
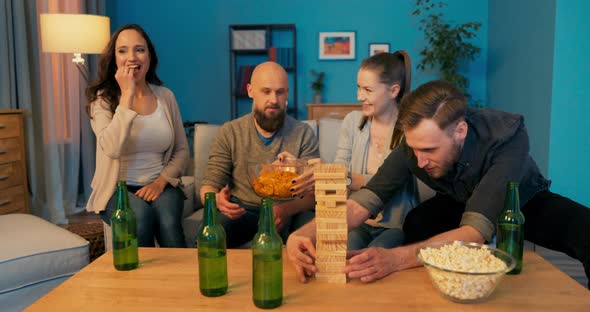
left=229, top=24, right=297, bottom=119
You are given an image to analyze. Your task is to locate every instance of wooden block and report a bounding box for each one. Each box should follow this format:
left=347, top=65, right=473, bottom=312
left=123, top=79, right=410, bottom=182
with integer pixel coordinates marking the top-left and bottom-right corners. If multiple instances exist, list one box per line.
left=316, top=203, right=347, bottom=212
left=313, top=163, right=347, bottom=180
left=315, top=191, right=347, bottom=202
left=316, top=241, right=347, bottom=253
left=317, top=253, right=347, bottom=263
left=317, top=231, right=348, bottom=241
left=316, top=263, right=345, bottom=274
left=316, top=273, right=347, bottom=284
left=316, top=219, right=347, bottom=231
left=315, top=180, right=347, bottom=191
left=317, top=200, right=338, bottom=208
left=316, top=209, right=346, bottom=219
left=314, top=171, right=346, bottom=179
left=314, top=163, right=346, bottom=174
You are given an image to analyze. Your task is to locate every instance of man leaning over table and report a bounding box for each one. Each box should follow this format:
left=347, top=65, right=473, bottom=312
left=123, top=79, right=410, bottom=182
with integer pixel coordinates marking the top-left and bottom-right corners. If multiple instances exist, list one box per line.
left=287, top=80, right=590, bottom=288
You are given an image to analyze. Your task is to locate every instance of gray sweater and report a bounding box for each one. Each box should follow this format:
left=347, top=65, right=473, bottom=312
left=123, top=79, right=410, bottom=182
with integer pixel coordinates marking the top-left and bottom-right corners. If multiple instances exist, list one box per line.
left=202, top=113, right=319, bottom=207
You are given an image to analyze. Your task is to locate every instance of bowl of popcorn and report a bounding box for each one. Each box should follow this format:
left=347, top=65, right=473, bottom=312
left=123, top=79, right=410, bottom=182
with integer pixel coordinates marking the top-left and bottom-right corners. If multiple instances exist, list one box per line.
left=248, top=158, right=306, bottom=200
left=416, top=240, right=516, bottom=303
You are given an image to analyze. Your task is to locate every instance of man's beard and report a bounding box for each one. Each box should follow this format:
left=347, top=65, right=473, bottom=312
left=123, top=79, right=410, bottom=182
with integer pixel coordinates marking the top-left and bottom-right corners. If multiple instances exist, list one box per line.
left=430, top=139, right=463, bottom=178
left=254, top=106, right=286, bottom=133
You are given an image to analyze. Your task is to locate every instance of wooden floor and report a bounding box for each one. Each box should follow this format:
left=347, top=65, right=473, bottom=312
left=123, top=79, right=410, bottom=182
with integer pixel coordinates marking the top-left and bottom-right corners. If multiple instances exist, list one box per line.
left=66, top=212, right=588, bottom=288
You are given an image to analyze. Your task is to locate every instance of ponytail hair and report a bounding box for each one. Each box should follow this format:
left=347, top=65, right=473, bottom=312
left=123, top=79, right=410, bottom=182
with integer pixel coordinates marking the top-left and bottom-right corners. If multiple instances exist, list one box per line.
left=389, top=50, right=412, bottom=149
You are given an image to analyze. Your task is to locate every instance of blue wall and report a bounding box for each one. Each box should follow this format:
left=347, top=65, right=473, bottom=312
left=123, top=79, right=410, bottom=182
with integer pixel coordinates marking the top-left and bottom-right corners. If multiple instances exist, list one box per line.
left=487, top=0, right=555, bottom=176
left=549, top=0, right=590, bottom=206
left=487, top=0, right=589, bottom=206
left=106, top=0, right=488, bottom=124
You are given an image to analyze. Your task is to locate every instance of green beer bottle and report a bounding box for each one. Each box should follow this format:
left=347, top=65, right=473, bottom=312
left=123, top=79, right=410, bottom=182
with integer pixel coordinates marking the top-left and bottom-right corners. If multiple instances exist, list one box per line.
left=252, top=198, right=283, bottom=309
left=197, top=192, right=228, bottom=297
left=111, top=181, right=139, bottom=271
left=496, top=181, right=525, bottom=274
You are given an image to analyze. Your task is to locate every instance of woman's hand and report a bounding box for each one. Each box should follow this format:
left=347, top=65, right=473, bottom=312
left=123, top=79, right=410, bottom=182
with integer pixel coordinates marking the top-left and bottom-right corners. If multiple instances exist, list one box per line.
left=115, top=65, right=137, bottom=101
left=135, top=177, right=167, bottom=202
left=290, top=169, right=314, bottom=198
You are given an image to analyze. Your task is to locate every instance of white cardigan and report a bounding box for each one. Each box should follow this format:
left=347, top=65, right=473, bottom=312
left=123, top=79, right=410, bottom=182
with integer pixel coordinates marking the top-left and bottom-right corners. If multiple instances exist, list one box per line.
left=86, top=85, right=189, bottom=214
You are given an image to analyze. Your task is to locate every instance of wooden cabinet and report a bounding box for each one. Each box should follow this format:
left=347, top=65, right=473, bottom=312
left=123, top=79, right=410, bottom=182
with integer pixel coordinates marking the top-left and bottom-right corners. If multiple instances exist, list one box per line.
left=0, top=110, right=29, bottom=215
left=306, top=103, right=362, bottom=120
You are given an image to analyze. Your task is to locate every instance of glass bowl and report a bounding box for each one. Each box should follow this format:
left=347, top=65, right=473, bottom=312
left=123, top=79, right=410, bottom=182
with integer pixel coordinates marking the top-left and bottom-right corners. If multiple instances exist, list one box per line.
left=248, top=159, right=306, bottom=201
left=416, top=241, right=516, bottom=303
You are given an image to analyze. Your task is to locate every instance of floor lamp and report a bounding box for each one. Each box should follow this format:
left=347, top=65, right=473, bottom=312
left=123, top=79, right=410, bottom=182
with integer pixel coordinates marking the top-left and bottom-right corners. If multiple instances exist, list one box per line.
left=40, top=13, right=110, bottom=82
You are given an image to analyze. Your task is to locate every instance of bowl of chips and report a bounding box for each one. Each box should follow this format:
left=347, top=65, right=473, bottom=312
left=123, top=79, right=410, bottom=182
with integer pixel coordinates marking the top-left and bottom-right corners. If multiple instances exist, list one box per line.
left=248, top=158, right=306, bottom=200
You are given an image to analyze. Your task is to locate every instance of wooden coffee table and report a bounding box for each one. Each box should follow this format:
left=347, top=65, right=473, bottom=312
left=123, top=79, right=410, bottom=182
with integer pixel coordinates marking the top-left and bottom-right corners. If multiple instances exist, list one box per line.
left=26, top=248, right=589, bottom=311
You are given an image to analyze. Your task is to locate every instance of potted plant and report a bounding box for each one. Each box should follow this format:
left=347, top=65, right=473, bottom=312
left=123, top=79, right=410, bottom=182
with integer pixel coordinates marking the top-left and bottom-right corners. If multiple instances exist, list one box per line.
left=310, top=70, right=325, bottom=104
left=412, top=0, right=481, bottom=103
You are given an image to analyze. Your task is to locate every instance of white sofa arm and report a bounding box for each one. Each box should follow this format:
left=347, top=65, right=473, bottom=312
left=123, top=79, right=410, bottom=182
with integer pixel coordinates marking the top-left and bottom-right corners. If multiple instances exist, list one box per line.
left=193, top=124, right=221, bottom=209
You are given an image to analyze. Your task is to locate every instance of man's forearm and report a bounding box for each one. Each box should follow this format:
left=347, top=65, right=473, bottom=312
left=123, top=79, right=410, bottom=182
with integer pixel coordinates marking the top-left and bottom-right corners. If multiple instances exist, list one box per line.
left=346, top=199, right=371, bottom=230
left=393, top=225, right=486, bottom=271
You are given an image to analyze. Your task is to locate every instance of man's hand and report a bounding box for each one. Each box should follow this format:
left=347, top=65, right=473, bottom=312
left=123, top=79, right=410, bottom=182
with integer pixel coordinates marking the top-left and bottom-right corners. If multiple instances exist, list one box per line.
left=216, top=186, right=245, bottom=219
left=135, top=177, right=167, bottom=202
left=343, top=247, right=400, bottom=283
left=286, top=234, right=317, bottom=283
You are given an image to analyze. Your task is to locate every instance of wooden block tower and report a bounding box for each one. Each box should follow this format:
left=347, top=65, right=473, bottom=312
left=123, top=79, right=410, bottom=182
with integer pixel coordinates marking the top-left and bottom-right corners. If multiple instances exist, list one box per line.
left=313, top=163, right=348, bottom=283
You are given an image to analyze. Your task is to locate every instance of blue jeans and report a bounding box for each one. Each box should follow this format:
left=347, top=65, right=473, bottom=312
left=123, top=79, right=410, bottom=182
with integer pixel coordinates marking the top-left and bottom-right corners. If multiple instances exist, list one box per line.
left=348, top=223, right=405, bottom=250
left=100, top=185, right=186, bottom=248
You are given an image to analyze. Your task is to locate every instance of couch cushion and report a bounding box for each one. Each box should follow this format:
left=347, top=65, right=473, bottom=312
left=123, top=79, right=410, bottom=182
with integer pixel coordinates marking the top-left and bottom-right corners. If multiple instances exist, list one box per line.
left=302, top=119, right=318, bottom=136
left=182, top=208, right=203, bottom=248
left=0, top=214, right=89, bottom=294
left=181, top=176, right=195, bottom=218
left=318, top=118, right=343, bottom=163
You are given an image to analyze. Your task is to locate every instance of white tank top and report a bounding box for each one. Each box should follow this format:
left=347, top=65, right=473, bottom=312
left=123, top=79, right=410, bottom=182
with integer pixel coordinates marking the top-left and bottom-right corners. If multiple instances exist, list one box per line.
left=118, top=100, right=173, bottom=185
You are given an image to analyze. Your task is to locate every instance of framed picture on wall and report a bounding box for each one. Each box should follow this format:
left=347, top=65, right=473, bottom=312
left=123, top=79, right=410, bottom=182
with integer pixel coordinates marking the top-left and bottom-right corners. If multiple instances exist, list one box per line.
left=369, top=43, right=390, bottom=56
left=319, top=32, right=356, bottom=60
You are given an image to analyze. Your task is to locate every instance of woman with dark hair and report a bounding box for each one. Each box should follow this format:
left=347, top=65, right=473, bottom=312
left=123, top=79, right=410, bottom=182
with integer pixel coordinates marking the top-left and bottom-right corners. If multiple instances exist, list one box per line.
left=334, top=51, right=418, bottom=250
left=86, top=24, right=188, bottom=247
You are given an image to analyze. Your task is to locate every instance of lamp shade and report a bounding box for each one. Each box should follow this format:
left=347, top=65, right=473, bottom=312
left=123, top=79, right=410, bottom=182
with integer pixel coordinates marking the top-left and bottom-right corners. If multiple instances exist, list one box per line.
left=40, top=13, right=110, bottom=54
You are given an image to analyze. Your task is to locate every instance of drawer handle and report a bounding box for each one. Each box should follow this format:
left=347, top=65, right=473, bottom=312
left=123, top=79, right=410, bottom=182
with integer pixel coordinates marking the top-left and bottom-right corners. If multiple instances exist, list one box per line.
left=0, top=175, right=8, bottom=181
left=0, top=124, right=5, bottom=129
left=0, top=200, right=10, bottom=206
left=0, top=150, right=6, bottom=155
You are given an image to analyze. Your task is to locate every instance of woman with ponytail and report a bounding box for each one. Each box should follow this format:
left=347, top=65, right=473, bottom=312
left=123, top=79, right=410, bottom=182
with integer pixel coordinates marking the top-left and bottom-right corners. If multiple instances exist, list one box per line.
left=334, top=51, right=419, bottom=250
